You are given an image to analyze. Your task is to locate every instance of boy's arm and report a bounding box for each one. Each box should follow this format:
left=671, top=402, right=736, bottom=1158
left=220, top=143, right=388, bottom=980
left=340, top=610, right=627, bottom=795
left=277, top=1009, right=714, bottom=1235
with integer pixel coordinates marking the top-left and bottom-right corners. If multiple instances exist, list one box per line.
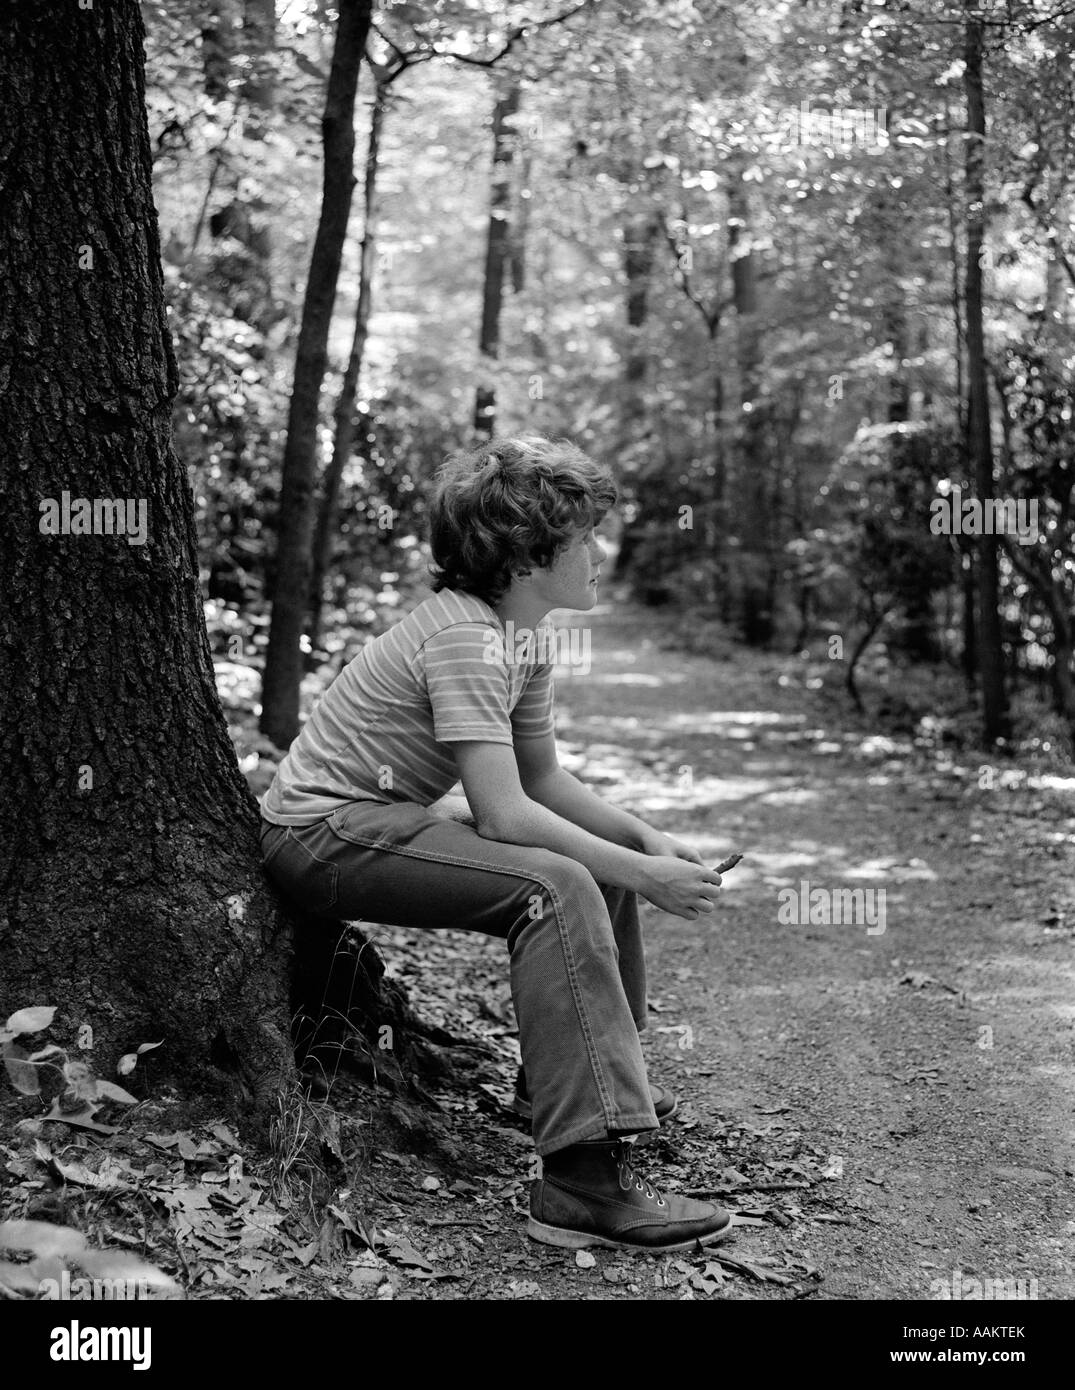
left=452, top=741, right=721, bottom=916
left=455, top=742, right=648, bottom=889
left=514, top=730, right=705, bottom=864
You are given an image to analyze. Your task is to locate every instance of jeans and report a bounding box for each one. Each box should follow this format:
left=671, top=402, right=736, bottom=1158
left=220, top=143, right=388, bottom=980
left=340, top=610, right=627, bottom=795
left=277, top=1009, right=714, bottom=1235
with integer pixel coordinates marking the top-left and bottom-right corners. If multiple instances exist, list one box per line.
left=259, top=800, right=659, bottom=1154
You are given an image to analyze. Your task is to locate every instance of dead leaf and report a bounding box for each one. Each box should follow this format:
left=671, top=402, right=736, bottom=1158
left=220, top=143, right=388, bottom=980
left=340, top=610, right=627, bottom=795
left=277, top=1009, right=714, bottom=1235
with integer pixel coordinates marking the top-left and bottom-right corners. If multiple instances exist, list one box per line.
left=95, top=1080, right=138, bottom=1106
left=42, top=1101, right=115, bottom=1135
left=505, top=1278, right=541, bottom=1299
left=386, top=1240, right=433, bottom=1271
left=210, top=1123, right=240, bottom=1149
left=143, top=1132, right=181, bottom=1149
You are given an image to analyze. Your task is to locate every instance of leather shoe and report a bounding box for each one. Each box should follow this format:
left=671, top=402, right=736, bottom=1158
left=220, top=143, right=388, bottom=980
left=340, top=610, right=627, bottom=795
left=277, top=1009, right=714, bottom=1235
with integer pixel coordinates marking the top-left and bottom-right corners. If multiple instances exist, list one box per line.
left=528, top=1139, right=733, bottom=1252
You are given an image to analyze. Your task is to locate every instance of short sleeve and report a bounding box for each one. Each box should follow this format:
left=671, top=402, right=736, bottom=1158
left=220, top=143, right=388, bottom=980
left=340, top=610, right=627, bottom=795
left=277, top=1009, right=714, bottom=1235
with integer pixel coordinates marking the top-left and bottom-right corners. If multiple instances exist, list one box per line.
left=511, top=661, right=555, bottom=741
left=419, top=623, right=515, bottom=745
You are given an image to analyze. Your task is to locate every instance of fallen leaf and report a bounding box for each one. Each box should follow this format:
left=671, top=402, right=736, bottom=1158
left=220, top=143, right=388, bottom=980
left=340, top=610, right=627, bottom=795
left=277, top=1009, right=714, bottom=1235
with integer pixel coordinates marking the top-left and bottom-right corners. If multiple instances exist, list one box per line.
left=95, top=1080, right=139, bottom=1106
left=0, top=1219, right=87, bottom=1258
left=505, top=1279, right=541, bottom=1299
left=387, top=1241, right=433, bottom=1271
left=42, top=1101, right=115, bottom=1135
left=3, top=1043, right=41, bottom=1096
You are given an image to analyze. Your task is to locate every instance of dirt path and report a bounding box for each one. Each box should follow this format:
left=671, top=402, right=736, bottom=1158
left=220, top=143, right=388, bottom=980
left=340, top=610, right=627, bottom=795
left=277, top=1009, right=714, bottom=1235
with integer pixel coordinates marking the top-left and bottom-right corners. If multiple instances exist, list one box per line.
left=372, top=594, right=1074, bottom=1301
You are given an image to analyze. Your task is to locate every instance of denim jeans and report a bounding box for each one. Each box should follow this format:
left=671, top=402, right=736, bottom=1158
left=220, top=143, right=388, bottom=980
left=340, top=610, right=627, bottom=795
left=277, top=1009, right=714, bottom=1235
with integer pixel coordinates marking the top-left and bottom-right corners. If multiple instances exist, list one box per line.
left=259, top=800, right=659, bottom=1154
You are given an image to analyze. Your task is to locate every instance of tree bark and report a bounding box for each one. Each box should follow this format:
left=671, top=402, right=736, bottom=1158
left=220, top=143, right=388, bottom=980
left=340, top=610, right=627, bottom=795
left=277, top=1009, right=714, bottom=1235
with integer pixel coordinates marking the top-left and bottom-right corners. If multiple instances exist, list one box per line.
left=963, top=12, right=1010, bottom=743
left=473, top=81, right=521, bottom=437
left=260, top=0, right=373, bottom=749
left=0, top=0, right=293, bottom=1108
left=309, top=83, right=388, bottom=649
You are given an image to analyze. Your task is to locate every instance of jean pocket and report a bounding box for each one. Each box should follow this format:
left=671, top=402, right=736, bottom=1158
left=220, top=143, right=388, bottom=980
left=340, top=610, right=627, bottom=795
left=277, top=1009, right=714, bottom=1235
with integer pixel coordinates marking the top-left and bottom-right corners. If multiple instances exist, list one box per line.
left=259, top=822, right=289, bottom=868
left=266, top=829, right=340, bottom=914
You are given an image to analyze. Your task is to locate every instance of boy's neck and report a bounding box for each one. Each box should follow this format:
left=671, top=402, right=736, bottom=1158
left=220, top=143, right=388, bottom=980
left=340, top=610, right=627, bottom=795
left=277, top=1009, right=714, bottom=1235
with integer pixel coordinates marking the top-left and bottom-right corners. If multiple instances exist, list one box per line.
left=492, top=590, right=551, bottom=633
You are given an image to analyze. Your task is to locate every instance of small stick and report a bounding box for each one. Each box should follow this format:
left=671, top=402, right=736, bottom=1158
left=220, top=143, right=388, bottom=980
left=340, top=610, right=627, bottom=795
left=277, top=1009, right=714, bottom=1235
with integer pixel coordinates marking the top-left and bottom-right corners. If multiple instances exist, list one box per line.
left=683, top=1181, right=812, bottom=1197
left=714, top=852, right=744, bottom=874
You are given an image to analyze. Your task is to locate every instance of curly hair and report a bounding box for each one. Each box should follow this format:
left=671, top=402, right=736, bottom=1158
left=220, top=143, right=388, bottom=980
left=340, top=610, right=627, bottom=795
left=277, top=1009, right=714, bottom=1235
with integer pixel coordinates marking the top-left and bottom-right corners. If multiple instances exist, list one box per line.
left=427, top=435, right=617, bottom=605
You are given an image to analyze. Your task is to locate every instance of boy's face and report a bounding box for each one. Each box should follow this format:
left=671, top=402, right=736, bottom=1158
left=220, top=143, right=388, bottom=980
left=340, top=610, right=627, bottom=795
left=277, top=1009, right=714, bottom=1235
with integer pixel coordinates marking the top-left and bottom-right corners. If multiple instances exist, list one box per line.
left=531, top=524, right=607, bottom=612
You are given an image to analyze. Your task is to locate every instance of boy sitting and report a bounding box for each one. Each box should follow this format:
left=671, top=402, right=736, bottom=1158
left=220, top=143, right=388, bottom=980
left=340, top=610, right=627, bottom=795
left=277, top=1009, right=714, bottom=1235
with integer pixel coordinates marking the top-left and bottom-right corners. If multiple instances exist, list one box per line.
left=259, top=435, right=730, bottom=1252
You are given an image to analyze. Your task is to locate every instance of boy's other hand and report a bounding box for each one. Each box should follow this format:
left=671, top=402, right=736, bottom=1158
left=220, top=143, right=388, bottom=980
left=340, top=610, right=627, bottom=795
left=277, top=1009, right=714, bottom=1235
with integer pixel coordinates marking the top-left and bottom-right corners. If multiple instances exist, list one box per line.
left=637, top=828, right=705, bottom=865
left=638, top=855, right=723, bottom=920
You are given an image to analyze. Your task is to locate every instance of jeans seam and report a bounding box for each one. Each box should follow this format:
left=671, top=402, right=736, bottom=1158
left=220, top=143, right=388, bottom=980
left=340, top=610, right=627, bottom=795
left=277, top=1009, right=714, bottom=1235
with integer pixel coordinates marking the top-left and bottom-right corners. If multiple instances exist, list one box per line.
left=276, top=827, right=340, bottom=910
left=326, top=816, right=616, bottom=1127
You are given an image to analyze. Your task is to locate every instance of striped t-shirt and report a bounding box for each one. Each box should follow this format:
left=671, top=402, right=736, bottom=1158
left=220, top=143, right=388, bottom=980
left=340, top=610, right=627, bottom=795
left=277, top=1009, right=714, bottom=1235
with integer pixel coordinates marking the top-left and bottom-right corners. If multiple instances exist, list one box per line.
left=259, top=588, right=555, bottom=825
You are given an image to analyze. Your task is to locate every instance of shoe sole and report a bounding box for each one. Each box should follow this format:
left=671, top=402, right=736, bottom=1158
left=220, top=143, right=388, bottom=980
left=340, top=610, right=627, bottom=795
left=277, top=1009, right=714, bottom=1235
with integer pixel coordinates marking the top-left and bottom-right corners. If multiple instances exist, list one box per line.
left=526, top=1213, right=733, bottom=1254
left=512, top=1097, right=679, bottom=1126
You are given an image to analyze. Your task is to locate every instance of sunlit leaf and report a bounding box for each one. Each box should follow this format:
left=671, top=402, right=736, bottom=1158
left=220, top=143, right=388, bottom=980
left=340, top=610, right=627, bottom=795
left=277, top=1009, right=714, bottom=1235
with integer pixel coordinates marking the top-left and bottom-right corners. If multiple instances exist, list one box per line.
left=5, top=1006, right=56, bottom=1037
left=3, top=1043, right=41, bottom=1096
left=95, top=1080, right=139, bottom=1105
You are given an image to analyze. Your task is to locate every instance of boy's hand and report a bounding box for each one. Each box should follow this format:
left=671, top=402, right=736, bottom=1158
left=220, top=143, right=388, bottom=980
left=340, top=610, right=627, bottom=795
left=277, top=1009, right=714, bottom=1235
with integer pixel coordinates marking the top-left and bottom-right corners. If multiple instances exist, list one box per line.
left=637, top=855, right=723, bottom=920
left=637, top=827, right=705, bottom=865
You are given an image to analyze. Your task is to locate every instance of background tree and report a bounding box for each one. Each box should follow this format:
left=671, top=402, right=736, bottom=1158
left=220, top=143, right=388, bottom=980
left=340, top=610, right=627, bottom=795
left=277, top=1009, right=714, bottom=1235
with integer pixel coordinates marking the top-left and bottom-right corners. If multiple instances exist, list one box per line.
left=260, top=0, right=374, bottom=749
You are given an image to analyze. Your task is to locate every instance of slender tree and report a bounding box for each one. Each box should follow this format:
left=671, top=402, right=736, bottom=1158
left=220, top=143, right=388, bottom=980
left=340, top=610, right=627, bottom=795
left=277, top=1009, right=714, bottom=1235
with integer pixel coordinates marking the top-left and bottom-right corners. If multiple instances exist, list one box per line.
left=963, top=8, right=1010, bottom=743
left=474, top=78, right=522, bottom=436
left=260, top=0, right=374, bottom=748
left=309, top=82, right=390, bottom=647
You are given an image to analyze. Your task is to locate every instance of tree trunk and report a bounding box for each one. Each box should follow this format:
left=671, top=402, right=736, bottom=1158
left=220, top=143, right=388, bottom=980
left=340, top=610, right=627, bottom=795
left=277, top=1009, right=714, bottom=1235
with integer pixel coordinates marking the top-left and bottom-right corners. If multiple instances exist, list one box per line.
left=473, top=81, right=521, bottom=437
left=242, top=0, right=276, bottom=134
left=729, top=172, right=773, bottom=646
left=309, top=84, right=388, bottom=649
left=0, top=0, right=293, bottom=1108
left=260, top=0, right=373, bottom=749
left=202, top=0, right=239, bottom=100
left=963, top=13, right=1010, bottom=743
left=613, top=209, right=660, bottom=580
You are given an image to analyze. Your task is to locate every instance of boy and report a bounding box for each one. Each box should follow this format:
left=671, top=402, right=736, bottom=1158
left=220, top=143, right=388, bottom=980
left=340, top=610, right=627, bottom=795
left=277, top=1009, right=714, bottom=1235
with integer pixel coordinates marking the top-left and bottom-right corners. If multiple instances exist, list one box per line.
left=259, top=435, right=731, bottom=1252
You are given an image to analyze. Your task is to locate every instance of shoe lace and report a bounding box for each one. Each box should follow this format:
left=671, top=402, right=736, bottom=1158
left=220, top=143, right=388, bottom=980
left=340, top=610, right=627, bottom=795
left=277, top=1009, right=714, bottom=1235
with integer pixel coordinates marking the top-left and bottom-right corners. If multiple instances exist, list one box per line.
left=614, top=1143, right=666, bottom=1207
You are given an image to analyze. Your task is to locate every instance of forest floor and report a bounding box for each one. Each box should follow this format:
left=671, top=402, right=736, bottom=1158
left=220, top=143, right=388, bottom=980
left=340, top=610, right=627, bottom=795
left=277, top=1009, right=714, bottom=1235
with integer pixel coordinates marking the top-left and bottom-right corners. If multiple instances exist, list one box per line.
left=3, top=593, right=1073, bottom=1302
